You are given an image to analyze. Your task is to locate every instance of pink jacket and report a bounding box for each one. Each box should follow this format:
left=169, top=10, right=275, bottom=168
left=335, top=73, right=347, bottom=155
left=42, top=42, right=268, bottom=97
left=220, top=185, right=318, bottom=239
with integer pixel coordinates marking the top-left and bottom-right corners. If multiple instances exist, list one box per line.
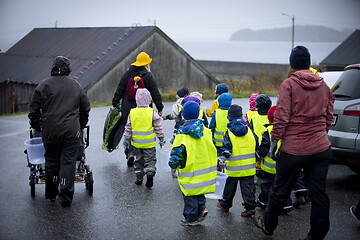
left=124, top=89, right=164, bottom=140
left=271, top=70, right=334, bottom=155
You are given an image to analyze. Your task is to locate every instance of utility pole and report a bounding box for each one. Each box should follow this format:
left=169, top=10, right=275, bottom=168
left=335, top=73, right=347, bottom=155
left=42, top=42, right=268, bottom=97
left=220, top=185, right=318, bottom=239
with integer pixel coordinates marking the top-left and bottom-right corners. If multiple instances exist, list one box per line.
left=282, top=13, right=295, bottom=49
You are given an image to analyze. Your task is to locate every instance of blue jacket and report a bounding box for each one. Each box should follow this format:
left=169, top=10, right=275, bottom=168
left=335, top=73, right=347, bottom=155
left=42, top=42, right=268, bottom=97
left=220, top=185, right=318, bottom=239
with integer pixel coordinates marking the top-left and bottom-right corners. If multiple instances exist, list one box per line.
left=169, top=119, right=204, bottom=169
left=220, top=117, right=259, bottom=158
left=209, top=93, right=232, bottom=131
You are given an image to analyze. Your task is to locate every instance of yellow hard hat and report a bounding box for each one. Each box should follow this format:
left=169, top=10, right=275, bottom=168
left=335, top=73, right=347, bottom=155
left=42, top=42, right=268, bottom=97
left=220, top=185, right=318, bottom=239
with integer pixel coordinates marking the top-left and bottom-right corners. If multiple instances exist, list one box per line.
left=131, top=52, right=152, bottom=67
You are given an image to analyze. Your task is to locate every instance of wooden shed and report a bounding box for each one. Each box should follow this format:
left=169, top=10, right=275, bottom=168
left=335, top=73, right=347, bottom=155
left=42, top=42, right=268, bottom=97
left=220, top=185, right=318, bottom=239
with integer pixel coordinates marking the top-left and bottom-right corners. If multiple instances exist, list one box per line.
left=0, top=26, right=218, bottom=114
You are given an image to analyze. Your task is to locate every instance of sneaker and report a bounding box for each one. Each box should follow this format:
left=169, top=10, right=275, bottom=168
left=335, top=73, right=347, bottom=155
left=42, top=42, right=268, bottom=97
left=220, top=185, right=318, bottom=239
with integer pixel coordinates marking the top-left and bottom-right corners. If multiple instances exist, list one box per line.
left=253, top=214, right=273, bottom=236
left=241, top=209, right=256, bottom=217
left=198, top=208, right=209, bottom=222
left=350, top=205, right=360, bottom=222
left=282, top=206, right=295, bottom=214
left=127, top=155, right=134, bottom=167
left=145, top=175, right=153, bottom=188
left=181, top=219, right=198, bottom=226
left=135, top=179, right=143, bottom=185
left=217, top=202, right=229, bottom=212
left=293, top=196, right=308, bottom=208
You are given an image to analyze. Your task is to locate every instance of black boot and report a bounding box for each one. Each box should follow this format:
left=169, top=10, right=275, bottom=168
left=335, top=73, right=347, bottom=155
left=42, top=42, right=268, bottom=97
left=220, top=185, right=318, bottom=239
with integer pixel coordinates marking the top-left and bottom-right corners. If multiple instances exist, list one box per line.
left=145, top=175, right=153, bottom=188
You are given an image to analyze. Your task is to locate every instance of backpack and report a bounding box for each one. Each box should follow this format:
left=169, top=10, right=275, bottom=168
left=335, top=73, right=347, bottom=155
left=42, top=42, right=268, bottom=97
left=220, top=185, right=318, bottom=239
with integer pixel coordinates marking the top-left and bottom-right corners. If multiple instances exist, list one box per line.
left=126, top=74, right=145, bottom=100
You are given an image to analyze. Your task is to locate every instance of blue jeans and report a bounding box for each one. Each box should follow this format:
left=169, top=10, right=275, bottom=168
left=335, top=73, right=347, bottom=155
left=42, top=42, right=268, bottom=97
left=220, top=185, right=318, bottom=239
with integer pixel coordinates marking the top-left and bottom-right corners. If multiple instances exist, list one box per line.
left=183, top=194, right=206, bottom=222
left=264, top=147, right=332, bottom=240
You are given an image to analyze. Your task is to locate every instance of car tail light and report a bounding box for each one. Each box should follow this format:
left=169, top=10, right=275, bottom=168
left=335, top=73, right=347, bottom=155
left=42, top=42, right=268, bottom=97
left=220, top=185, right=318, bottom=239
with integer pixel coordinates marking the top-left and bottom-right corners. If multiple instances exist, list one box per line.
left=344, top=104, right=360, bottom=116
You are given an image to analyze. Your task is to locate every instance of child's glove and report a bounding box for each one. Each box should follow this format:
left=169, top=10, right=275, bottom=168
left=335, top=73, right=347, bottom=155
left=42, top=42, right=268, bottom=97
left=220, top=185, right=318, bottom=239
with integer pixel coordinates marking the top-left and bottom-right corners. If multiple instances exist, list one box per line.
left=268, top=140, right=279, bottom=160
left=171, top=168, right=177, bottom=179
left=218, top=156, right=227, bottom=169
left=123, top=138, right=131, bottom=150
left=159, top=137, right=166, bottom=148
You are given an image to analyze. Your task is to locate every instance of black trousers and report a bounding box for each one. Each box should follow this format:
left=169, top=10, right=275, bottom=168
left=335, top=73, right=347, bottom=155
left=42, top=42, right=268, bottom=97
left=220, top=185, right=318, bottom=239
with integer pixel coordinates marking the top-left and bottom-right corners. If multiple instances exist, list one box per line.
left=264, top=147, right=332, bottom=240
left=219, top=175, right=256, bottom=210
left=44, top=142, right=79, bottom=203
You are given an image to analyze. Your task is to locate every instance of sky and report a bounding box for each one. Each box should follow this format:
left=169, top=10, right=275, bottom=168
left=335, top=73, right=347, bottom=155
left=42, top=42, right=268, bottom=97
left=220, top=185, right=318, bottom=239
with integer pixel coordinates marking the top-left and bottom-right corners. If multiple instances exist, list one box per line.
left=0, top=0, right=359, bottom=52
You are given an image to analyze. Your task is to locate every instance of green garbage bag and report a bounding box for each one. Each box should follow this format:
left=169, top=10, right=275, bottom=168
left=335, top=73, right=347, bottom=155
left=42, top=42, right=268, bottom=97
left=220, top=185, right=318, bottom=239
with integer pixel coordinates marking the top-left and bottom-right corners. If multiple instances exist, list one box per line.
left=102, top=107, right=122, bottom=151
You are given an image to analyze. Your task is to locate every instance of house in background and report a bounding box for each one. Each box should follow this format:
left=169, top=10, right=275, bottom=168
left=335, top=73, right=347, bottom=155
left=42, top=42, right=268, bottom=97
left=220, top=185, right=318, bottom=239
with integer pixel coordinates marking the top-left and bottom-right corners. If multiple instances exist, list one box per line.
left=0, top=26, right=218, bottom=114
left=320, top=30, right=360, bottom=71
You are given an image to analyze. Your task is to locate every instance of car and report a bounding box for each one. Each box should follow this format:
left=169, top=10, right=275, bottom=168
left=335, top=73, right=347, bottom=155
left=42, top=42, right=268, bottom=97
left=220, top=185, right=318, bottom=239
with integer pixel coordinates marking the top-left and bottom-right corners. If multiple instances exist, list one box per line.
left=327, top=63, right=360, bottom=174
left=319, top=71, right=343, bottom=89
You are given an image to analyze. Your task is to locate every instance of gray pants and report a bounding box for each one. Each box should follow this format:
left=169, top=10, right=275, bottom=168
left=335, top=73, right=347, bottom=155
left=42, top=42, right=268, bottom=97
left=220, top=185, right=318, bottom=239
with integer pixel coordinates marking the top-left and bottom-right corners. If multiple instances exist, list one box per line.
left=134, top=147, right=156, bottom=179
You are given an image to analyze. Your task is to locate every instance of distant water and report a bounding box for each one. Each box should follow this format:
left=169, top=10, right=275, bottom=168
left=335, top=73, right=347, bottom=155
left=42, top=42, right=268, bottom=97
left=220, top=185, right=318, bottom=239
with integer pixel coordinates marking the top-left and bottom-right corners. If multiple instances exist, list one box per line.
left=177, top=40, right=341, bottom=65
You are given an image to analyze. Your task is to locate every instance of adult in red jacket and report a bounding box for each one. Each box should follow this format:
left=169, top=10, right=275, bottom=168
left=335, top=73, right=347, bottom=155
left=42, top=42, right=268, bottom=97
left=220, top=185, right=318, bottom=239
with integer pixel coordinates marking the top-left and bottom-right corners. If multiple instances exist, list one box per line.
left=254, top=46, right=334, bottom=240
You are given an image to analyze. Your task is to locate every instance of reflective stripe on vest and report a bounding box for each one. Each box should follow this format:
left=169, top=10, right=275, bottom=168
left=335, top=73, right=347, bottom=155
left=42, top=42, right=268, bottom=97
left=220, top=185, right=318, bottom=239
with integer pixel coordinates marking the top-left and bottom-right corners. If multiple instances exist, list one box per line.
left=249, top=113, right=269, bottom=143
left=130, top=107, right=156, bottom=148
left=225, top=129, right=256, bottom=177
left=260, top=125, right=279, bottom=174
left=214, top=109, right=229, bottom=147
left=172, top=127, right=217, bottom=196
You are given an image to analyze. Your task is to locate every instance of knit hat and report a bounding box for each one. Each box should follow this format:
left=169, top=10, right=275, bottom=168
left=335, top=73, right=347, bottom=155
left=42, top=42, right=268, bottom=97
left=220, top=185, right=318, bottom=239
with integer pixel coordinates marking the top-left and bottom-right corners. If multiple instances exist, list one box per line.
left=256, top=94, right=272, bottom=115
left=176, top=88, right=189, bottom=98
left=249, top=93, right=259, bottom=111
left=267, top=106, right=276, bottom=123
left=216, top=83, right=229, bottom=95
left=228, top=104, right=243, bottom=118
left=182, top=96, right=201, bottom=106
left=132, top=52, right=152, bottom=66
left=289, top=46, right=311, bottom=70
left=182, top=101, right=200, bottom=120
left=190, top=91, right=203, bottom=102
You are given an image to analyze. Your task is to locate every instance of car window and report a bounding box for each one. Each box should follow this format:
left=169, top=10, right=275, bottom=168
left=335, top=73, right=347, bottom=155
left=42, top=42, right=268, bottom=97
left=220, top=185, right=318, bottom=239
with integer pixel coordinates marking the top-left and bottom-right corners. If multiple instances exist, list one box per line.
left=332, top=69, right=360, bottom=100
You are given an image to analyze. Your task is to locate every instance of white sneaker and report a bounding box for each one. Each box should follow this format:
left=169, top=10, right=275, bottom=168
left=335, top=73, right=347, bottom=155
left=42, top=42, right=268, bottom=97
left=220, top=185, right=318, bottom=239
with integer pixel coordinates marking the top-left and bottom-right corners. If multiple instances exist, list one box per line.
left=198, top=208, right=209, bottom=222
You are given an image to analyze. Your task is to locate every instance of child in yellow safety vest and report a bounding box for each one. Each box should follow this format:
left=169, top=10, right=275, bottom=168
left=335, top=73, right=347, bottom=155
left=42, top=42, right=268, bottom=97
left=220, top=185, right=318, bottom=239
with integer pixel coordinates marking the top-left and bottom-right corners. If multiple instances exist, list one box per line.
left=217, top=104, right=259, bottom=217
left=169, top=101, right=217, bottom=226
left=162, top=87, right=189, bottom=120
left=248, top=94, right=272, bottom=173
left=206, top=83, right=229, bottom=117
left=255, top=106, right=294, bottom=213
left=244, top=93, right=259, bottom=125
left=123, top=88, right=166, bottom=188
left=209, top=93, right=232, bottom=154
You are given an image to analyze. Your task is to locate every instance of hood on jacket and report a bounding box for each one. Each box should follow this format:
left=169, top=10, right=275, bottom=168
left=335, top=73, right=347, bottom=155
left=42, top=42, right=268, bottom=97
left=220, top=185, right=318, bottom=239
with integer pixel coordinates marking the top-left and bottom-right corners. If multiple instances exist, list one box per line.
left=291, top=70, right=324, bottom=90
left=177, top=119, right=204, bottom=139
left=218, top=93, right=232, bottom=109
left=128, top=65, right=148, bottom=75
left=216, top=83, right=229, bottom=95
left=249, top=93, right=259, bottom=111
left=51, top=56, right=71, bottom=76
left=256, top=94, right=272, bottom=115
left=227, top=118, right=248, bottom=137
left=135, top=88, right=152, bottom=107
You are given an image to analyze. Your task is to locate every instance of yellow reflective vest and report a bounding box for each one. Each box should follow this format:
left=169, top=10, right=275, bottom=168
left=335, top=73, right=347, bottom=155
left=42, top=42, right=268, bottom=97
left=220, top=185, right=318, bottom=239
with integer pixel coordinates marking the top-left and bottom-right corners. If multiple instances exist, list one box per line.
left=130, top=107, right=156, bottom=149
left=249, top=113, right=269, bottom=144
left=225, top=129, right=256, bottom=177
left=244, top=110, right=258, bottom=122
left=214, top=109, right=229, bottom=147
left=172, top=127, right=217, bottom=196
left=260, top=125, right=280, bottom=174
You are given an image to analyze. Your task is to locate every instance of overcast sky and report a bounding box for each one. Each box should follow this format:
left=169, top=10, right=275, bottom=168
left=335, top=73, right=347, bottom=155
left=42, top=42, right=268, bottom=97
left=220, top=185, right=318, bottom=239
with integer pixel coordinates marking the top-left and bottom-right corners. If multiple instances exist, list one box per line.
left=0, top=0, right=359, bottom=52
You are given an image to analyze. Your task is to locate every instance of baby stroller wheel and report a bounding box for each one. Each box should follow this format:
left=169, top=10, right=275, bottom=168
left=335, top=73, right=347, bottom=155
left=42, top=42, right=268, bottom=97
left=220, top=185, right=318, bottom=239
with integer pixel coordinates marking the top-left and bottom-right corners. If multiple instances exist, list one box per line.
left=85, top=172, right=93, bottom=196
left=29, top=175, right=35, bottom=197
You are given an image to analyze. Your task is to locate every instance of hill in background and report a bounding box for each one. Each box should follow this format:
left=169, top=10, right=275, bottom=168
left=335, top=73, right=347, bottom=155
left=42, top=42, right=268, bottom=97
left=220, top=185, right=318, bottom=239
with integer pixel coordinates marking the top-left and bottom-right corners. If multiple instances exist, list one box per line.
left=230, top=25, right=354, bottom=42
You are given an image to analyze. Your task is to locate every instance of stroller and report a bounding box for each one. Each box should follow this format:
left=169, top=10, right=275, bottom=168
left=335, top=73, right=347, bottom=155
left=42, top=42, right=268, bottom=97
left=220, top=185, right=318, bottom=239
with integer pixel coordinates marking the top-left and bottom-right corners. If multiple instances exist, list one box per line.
left=24, top=126, right=94, bottom=197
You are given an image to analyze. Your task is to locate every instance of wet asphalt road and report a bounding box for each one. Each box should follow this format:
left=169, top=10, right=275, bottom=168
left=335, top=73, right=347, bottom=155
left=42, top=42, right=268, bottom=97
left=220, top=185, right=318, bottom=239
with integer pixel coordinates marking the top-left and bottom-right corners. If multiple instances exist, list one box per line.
left=0, top=98, right=359, bottom=240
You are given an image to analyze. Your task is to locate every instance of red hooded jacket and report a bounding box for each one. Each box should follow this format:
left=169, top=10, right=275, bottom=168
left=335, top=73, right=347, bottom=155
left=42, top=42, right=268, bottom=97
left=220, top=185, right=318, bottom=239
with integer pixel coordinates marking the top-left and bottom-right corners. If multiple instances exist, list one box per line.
left=271, top=70, right=334, bottom=155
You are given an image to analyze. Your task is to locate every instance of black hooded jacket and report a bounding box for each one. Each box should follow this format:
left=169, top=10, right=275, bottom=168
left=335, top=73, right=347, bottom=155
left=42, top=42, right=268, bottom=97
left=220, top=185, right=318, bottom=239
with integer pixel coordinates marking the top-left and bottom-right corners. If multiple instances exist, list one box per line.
left=28, top=56, right=90, bottom=143
left=112, top=65, right=163, bottom=117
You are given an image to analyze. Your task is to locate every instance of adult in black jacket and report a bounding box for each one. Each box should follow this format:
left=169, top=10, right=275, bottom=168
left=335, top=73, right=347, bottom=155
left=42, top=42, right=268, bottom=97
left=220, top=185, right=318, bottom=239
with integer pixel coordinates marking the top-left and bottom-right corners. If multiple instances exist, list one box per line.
left=29, top=56, right=90, bottom=207
left=112, top=52, right=163, bottom=166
